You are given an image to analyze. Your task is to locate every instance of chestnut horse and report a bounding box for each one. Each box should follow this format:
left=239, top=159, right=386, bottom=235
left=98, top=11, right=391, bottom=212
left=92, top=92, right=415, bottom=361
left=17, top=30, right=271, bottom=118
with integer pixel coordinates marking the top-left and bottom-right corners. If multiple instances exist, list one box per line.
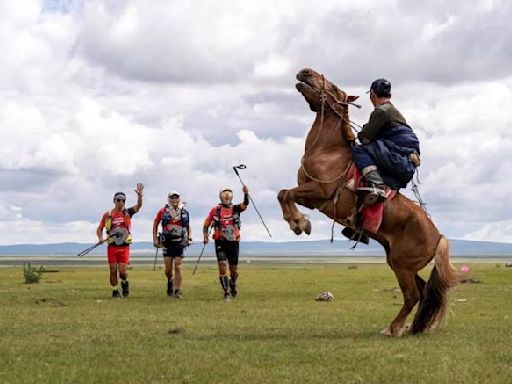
left=277, top=68, right=458, bottom=336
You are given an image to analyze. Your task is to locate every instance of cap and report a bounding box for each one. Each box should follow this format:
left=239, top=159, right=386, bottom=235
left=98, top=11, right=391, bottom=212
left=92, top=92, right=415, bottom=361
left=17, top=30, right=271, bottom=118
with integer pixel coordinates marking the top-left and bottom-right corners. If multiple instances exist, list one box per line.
left=366, top=78, right=391, bottom=98
left=168, top=190, right=180, bottom=198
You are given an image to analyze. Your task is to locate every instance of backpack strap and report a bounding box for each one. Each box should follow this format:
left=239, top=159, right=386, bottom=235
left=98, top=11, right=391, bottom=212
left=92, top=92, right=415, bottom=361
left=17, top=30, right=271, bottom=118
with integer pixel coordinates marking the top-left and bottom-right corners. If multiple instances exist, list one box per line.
left=214, top=205, right=222, bottom=229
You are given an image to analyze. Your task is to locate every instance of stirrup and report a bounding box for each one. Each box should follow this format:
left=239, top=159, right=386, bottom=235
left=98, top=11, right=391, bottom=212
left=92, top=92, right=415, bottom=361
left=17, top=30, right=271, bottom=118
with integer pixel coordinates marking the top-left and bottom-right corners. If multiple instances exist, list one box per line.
left=357, top=186, right=386, bottom=206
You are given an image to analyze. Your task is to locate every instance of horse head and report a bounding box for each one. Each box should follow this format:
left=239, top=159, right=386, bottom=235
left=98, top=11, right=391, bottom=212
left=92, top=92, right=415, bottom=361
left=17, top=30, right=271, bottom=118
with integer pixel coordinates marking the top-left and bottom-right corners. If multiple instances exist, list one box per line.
left=296, top=68, right=358, bottom=141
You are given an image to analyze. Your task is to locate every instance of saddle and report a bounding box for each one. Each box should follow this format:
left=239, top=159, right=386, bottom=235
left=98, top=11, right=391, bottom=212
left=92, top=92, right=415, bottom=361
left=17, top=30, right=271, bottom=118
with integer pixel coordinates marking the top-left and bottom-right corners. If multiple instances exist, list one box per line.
left=342, top=164, right=397, bottom=241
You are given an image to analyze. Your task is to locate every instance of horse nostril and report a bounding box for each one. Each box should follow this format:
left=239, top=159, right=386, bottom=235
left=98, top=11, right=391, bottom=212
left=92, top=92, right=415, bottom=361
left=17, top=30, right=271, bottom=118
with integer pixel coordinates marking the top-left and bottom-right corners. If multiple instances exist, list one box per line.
left=297, top=68, right=312, bottom=81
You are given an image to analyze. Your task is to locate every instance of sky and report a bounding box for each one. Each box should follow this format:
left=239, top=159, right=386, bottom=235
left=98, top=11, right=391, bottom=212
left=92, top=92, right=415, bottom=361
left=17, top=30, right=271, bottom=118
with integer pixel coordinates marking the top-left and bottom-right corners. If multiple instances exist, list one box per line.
left=0, top=0, right=511, bottom=245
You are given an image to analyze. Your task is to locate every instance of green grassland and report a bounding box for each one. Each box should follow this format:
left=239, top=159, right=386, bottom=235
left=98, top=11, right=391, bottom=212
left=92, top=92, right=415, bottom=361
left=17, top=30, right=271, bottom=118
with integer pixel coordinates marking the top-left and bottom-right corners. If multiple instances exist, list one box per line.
left=0, top=263, right=511, bottom=384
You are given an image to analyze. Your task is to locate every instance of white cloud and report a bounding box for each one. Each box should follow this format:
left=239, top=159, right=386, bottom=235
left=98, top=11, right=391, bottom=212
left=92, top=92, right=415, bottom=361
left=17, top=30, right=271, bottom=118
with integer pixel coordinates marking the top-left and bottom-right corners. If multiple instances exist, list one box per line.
left=0, top=0, right=511, bottom=245
left=463, top=221, right=512, bottom=243
left=420, top=16, right=457, bottom=43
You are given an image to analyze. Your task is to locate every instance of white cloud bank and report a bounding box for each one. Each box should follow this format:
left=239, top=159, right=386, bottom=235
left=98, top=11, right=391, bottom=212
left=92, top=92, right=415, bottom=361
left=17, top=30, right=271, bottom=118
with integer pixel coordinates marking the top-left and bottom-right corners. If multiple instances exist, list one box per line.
left=0, top=0, right=511, bottom=245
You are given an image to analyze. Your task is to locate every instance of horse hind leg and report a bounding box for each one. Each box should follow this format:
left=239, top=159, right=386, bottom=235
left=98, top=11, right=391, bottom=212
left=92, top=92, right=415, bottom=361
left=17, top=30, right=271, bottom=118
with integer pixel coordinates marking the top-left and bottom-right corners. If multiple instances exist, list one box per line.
left=415, top=273, right=426, bottom=304
left=381, top=270, right=420, bottom=337
left=411, top=236, right=458, bottom=334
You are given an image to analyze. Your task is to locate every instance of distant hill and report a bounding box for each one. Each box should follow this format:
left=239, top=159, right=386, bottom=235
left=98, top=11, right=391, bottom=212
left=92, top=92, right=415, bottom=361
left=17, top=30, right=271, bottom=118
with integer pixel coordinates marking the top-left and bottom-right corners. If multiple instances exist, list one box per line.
left=0, top=239, right=511, bottom=257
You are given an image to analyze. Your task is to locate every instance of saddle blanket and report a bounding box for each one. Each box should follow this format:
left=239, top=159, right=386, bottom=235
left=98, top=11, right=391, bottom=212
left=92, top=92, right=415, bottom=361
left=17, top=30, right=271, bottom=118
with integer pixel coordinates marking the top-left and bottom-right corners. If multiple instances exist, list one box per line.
left=347, top=164, right=397, bottom=234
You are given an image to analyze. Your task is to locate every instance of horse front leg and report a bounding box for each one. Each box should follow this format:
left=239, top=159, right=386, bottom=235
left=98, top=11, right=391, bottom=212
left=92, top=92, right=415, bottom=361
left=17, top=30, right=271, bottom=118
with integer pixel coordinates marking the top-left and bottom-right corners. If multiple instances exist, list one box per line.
left=277, top=181, right=327, bottom=235
left=277, top=188, right=310, bottom=235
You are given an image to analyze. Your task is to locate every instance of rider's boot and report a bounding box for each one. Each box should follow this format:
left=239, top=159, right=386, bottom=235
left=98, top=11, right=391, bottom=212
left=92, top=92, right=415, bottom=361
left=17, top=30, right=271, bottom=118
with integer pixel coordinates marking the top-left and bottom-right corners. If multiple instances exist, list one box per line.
left=341, top=227, right=370, bottom=245
left=360, top=166, right=386, bottom=206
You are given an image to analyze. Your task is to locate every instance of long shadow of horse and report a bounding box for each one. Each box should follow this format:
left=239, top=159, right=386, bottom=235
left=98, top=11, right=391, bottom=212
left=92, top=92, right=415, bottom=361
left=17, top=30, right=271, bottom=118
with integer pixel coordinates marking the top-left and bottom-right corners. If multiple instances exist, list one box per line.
left=278, top=68, right=459, bottom=336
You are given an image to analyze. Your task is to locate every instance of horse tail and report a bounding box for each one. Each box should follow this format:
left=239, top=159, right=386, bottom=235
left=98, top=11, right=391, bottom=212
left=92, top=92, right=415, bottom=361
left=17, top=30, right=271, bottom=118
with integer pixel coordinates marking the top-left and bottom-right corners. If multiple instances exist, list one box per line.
left=411, top=235, right=459, bottom=334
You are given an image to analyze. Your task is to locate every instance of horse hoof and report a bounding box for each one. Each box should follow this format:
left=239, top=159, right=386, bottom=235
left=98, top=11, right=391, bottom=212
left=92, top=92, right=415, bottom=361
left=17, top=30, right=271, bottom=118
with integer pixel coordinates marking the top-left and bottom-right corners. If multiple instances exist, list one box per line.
left=304, top=220, right=311, bottom=235
left=380, top=326, right=404, bottom=337
left=293, top=227, right=303, bottom=235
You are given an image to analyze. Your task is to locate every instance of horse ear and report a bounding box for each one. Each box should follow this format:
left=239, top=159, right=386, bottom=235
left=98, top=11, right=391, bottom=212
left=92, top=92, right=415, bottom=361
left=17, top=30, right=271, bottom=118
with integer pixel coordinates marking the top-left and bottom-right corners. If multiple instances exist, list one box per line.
left=347, top=95, right=359, bottom=102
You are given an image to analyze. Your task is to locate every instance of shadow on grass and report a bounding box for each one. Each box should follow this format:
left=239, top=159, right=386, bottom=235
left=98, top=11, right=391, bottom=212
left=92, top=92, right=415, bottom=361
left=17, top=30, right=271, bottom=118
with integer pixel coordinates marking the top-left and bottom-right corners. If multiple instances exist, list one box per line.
left=179, top=328, right=383, bottom=342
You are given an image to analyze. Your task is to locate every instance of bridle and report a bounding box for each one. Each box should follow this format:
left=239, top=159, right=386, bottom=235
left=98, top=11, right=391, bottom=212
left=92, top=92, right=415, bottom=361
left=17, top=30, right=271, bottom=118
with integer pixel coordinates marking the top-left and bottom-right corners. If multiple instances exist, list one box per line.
left=319, top=74, right=362, bottom=133
left=300, top=74, right=358, bottom=184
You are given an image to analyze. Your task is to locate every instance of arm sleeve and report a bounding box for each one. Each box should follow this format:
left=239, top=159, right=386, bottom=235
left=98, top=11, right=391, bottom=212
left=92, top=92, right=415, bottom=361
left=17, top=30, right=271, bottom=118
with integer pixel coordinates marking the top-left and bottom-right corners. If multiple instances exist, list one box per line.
left=358, top=108, right=387, bottom=144
left=127, top=207, right=136, bottom=217
left=234, top=204, right=247, bottom=213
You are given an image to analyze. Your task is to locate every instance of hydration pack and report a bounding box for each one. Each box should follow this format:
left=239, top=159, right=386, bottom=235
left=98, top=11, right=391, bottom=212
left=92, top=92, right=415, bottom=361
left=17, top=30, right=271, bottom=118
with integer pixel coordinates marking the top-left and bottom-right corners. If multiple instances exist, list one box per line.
left=161, top=205, right=190, bottom=243
left=105, top=209, right=132, bottom=245
left=213, top=205, right=241, bottom=241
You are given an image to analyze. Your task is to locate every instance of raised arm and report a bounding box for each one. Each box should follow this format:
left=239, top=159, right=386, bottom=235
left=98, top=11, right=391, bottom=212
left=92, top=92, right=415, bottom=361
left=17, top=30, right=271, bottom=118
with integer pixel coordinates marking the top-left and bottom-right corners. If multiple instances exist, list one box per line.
left=239, top=184, right=250, bottom=211
left=131, top=183, right=144, bottom=213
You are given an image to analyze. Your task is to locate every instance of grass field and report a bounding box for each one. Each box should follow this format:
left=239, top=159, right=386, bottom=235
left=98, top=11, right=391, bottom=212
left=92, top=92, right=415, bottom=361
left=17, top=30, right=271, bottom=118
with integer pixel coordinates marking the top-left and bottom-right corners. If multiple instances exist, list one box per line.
left=0, top=262, right=511, bottom=384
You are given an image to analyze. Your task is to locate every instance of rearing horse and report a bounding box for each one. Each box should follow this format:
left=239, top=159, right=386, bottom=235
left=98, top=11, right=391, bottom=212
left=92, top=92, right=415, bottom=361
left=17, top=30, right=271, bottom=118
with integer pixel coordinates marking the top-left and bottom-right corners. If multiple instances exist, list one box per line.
left=277, top=68, right=458, bottom=336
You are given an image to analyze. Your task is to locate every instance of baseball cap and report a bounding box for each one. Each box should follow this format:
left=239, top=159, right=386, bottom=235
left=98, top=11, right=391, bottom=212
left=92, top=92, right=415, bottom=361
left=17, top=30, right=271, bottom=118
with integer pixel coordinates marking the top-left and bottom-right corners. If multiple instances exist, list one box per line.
left=168, top=190, right=180, bottom=198
left=366, top=78, right=391, bottom=98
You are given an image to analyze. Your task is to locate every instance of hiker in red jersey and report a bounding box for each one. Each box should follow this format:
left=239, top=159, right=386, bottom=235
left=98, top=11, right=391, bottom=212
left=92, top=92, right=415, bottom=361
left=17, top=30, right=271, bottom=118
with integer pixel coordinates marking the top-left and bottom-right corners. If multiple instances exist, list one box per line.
left=203, top=185, right=249, bottom=301
left=97, top=183, right=144, bottom=298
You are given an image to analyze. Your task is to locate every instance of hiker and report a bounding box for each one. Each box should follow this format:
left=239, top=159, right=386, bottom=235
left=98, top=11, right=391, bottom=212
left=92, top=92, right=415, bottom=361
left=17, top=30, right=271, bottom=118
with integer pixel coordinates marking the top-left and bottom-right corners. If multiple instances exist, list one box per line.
left=152, top=190, right=191, bottom=299
left=96, top=183, right=144, bottom=298
left=352, top=78, right=421, bottom=205
left=203, top=185, right=249, bottom=301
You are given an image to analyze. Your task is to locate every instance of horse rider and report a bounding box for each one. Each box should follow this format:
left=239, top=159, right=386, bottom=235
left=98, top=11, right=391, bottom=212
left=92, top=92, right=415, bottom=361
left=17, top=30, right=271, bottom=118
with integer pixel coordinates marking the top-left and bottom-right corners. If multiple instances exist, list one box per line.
left=352, top=78, right=421, bottom=205
left=97, top=183, right=144, bottom=298
left=152, top=190, right=191, bottom=299
left=203, top=185, right=249, bottom=301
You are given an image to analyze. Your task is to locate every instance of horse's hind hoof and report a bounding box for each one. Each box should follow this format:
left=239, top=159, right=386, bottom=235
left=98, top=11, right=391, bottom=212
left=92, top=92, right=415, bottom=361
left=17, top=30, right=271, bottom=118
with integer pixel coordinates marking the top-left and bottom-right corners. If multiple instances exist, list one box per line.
left=380, top=326, right=404, bottom=337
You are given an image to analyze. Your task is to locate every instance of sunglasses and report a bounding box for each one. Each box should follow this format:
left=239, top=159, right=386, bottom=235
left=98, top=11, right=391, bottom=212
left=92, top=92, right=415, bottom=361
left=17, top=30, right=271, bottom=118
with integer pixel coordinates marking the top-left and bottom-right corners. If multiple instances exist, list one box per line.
left=116, top=199, right=126, bottom=203
left=168, top=195, right=180, bottom=199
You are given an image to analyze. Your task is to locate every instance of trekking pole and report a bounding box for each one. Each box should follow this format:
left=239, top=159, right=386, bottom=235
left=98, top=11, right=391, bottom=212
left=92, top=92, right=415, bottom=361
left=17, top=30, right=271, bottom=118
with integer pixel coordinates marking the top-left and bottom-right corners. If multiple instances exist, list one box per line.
left=232, top=164, right=272, bottom=238
left=192, top=226, right=212, bottom=276
left=153, top=233, right=163, bottom=271
left=77, top=236, right=111, bottom=257
left=153, top=247, right=159, bottom=271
